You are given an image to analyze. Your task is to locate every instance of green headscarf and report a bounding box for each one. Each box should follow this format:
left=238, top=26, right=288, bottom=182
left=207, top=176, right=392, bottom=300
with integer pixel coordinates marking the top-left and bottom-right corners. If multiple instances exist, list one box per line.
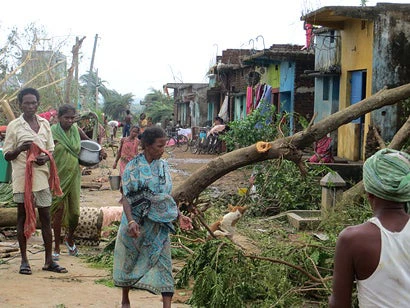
left=363, top=148, right=410, bottom=202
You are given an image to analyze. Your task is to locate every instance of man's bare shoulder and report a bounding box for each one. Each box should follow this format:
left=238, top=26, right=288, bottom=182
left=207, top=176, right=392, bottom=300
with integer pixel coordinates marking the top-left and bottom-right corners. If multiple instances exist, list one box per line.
left=338, top=221, right=378, bottom=245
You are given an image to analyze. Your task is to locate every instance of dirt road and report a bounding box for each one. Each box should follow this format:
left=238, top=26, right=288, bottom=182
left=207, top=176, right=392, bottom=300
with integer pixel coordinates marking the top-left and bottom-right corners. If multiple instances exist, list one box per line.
left=0, top=146, right=249, bottom=308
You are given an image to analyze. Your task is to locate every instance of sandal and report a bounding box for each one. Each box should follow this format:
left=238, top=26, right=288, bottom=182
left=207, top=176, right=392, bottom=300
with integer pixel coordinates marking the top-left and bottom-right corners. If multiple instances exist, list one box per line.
left=64, top=241, right=79, bottom=256
left=19, top=263, right=32, bottom=275
left=42, top=261, right=68, bottom=273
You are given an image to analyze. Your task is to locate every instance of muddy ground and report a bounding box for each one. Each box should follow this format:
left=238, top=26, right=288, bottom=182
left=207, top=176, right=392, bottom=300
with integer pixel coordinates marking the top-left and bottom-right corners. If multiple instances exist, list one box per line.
left=0, top=144, right=253, bottom=308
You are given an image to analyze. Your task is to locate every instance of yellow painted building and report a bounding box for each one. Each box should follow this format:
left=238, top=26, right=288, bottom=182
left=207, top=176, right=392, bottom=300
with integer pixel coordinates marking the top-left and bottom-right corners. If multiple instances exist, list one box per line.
left=302, top=4, right=410, bottom=161
left=338, top=19, right=373, bottom=160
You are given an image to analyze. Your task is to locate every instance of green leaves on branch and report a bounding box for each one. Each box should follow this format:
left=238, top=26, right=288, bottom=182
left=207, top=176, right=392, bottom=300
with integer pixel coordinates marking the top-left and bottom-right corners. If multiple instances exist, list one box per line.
left=221, top=105, right=285, bottom=150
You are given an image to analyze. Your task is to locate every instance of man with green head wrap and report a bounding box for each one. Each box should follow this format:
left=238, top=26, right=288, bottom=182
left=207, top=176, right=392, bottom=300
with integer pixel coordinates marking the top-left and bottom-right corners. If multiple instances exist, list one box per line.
left=329, top=149, right=410, bottom=308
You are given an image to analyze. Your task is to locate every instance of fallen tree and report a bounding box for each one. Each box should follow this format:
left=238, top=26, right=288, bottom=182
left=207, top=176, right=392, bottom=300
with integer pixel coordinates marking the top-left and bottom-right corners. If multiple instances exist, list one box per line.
left=172, top=84, right=410, bottom=205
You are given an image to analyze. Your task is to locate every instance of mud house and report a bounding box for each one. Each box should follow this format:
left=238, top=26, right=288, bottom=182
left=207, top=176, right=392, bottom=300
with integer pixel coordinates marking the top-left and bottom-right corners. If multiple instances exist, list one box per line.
left=163, top=83, right=208, bottom=128
left=207, top=49, right=254, bottom=122
left=166, top=45, right=314, bottom=133
left=301, top=3, right=410, bottom=161
left=206, top=46, right=315, bottom=134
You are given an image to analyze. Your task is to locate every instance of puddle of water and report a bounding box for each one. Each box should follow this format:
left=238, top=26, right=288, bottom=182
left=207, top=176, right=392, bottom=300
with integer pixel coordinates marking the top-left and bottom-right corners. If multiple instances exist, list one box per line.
left=167, top=158, right=212, bottom=164
left=170, top=168, right=189, bottom=176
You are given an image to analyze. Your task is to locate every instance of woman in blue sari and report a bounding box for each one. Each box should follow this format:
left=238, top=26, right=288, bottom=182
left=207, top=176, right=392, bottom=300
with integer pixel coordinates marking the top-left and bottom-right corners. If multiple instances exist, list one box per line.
left=113, top=126, right=192, bottom=308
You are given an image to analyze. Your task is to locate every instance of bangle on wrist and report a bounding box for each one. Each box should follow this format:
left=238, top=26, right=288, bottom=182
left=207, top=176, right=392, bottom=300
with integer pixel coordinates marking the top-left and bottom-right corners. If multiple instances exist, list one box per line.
left=128, top=220, right=136, bottom=226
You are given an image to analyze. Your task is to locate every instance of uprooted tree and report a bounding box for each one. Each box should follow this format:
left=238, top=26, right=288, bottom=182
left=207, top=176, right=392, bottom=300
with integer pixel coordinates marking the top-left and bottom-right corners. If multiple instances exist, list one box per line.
left=172, top=84, right=410, bottom=206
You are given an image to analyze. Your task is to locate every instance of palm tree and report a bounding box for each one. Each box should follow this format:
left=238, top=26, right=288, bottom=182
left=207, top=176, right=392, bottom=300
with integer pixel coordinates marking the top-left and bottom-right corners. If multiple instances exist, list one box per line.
left=142, top=88, right=174, bottom=124
left=103, top=90, right=134, bottom=120
left=79, top=71, right=109, bottom=108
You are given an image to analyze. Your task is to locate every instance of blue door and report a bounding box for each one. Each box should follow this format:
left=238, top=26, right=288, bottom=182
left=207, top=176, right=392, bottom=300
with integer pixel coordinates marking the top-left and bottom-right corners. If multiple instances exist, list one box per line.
left=350, top=71, right=366, bottom=124
left=350, top=70, right=367, bottom=158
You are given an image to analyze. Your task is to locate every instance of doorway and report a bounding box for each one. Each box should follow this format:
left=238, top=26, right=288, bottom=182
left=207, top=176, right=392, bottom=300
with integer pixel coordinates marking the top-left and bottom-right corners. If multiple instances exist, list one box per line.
left=350, top=70, right=367, bottom=158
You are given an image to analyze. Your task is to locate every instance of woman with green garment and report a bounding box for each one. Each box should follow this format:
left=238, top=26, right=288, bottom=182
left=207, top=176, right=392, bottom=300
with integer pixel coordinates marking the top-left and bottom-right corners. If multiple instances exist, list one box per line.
left=50, top=104, right=106, bottom=260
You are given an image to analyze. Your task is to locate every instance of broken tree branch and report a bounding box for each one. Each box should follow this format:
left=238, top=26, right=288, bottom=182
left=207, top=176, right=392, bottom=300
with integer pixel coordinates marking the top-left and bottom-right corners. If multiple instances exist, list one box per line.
left=372, top=126, right=386, bottom=149
left=245, top=254, right=331, bottom=283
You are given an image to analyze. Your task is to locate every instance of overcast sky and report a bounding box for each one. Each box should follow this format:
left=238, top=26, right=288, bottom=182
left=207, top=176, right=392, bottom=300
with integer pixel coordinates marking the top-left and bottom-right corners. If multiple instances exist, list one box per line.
left=1, top=0, right=408, bottom=101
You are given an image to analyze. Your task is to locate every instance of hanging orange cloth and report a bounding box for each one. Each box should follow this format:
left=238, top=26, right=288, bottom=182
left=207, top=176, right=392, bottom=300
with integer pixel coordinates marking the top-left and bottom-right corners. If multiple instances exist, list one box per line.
left=24, top=143, right=63, bottom=239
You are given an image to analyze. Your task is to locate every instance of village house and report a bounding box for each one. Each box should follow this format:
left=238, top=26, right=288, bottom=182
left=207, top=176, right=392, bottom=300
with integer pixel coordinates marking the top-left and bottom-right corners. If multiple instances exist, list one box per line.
left=163, top=83, right=208, bottom=128
left=207, top=49, right=254, bottom=122
left=206, top=45, right=315, bottom=134
left=301, top=27, right=341, bottom=152
left=301, top=3, right=410, bottom=161
left=240, top=44, right=315, bottom=133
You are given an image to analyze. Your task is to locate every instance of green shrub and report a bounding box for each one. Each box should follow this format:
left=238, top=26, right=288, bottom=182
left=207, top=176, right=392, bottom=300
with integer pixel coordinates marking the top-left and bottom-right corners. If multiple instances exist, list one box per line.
left=221, top=106, right=285, bottom=150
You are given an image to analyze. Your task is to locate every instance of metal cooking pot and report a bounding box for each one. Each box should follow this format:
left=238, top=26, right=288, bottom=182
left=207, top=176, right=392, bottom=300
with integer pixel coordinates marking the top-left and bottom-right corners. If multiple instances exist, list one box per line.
left=108, top=175, right=121, bottom=190
left=79, top=140, right=101, bottom=166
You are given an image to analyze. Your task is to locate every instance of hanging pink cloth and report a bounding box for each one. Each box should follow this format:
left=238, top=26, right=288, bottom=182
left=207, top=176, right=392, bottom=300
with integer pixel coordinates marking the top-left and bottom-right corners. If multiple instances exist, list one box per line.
left=246, top=86, right=254, bottom=114
left=24, top=143, right=63, bottom=239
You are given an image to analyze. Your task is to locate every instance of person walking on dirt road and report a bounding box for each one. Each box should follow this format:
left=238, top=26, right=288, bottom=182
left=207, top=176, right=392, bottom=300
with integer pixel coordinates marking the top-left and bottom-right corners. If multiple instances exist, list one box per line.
left=122, top=109, right=132, bottom=137
left=113, top=126, right=193, bottom=308
left=3, top=88, right=67, bottom=274
left=113, top=125, right=140, bottom=177
left=50, top=104, right=106, bottom=261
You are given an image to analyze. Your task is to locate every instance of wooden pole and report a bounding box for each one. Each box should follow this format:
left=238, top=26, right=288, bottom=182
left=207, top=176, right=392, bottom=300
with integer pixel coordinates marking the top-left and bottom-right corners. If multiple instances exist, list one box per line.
left=74, top=36, right=80, bottom=107
left=95, top=69, right=99, bottom=109
left=89, top=34, right=99, bottom=74
left=1, top=100, right=16, bottom=121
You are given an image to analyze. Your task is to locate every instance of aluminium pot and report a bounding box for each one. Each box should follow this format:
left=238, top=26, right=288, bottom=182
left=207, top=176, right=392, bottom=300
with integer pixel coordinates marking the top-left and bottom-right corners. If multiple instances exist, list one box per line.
left=79, top=140, right=101, bottom=167
left=108, top=175, right=121, bottom=190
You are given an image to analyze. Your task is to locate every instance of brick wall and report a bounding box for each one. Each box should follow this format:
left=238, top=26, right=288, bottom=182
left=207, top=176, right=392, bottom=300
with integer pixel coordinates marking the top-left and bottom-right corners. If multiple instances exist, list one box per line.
left=221, top=49, right=252, bottom=65
left=294, top=59, right=315, bottom=120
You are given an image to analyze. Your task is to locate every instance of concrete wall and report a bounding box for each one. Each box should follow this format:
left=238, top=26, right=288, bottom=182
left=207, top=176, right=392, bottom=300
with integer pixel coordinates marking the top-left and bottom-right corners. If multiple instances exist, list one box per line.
left=338, top=19, right=374, bottom=160
left=314, top=76, right=340, bottom=122
left=262, top=64, right=280, bottom=88
left=314, top=29, right=341, bottom=71
left=372, top=9, right=410, bottom=141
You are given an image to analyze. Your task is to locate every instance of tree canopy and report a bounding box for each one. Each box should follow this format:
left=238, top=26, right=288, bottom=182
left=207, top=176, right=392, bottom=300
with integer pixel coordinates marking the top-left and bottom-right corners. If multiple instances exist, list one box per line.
left=141, top=88, right=174, bottom=124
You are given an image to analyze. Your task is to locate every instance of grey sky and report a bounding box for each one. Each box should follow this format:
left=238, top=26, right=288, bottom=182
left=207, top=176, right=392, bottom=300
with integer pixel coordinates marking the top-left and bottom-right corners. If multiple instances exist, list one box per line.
left=1, top=0, right=407, bottom=101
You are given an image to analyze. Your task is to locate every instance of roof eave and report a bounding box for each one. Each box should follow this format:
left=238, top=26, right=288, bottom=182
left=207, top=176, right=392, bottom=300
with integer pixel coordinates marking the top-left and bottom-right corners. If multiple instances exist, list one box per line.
left=301, top=6, right=377, bottom=28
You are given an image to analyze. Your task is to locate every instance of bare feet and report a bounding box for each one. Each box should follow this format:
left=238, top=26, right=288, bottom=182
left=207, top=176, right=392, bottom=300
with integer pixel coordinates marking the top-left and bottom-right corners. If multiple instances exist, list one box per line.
left=121, top=301, right=130, bottom=308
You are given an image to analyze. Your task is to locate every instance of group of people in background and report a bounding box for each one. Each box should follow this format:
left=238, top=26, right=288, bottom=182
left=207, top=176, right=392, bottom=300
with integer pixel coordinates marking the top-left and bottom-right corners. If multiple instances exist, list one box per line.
left=105, top=111, right=155, bottom=142
left=3, top=88, right=193, bottom=308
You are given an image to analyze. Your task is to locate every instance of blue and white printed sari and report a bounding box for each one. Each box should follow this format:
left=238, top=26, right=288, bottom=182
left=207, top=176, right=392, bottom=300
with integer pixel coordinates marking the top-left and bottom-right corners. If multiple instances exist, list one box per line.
left=113, top=153, right=178, bottom=294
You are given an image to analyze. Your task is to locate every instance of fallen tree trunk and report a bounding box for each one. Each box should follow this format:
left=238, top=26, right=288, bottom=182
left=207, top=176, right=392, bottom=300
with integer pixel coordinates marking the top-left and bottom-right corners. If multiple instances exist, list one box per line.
left=172, top=83, right=410, bottom=204
left=0, top=208, right=41, bottom=228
